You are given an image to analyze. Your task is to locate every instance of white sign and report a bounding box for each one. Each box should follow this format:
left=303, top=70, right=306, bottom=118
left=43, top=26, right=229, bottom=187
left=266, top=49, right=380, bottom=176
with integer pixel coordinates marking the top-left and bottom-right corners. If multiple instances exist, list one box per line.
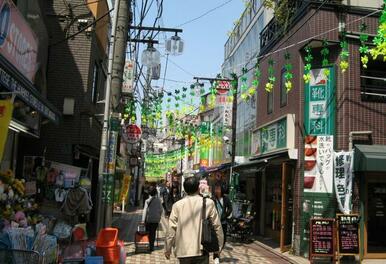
left=122, top=60, right=134, bottom=94
left=304, top=135, right=334, bottom=193
left=223, top=103, right=232, bottom=127
left=334, top=151, right=353, bottom=214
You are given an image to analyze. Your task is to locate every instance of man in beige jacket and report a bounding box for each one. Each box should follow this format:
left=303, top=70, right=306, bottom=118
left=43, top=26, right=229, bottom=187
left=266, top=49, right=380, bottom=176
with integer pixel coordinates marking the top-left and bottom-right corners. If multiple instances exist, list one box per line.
left=165, top=175, right=224, bottom=264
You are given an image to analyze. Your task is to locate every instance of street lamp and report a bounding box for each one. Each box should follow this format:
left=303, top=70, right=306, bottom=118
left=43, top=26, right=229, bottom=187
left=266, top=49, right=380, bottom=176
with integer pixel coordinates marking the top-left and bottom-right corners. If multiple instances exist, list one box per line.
left=165, top=33, right=184, bottom=56
left=141, top=43, right=161, bottom=67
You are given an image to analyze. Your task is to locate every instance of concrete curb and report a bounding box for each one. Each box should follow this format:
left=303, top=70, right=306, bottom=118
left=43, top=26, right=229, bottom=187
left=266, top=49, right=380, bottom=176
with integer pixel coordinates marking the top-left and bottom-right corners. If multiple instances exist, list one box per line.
left=248, top=240, right=302, bottom=264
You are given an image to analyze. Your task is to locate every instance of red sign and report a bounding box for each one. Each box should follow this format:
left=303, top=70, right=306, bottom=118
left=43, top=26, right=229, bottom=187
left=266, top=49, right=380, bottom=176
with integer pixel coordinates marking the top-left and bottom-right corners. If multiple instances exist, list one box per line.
left=125, top=124, right=142, bottom=144
left=0, top=0, right=38, bottom=82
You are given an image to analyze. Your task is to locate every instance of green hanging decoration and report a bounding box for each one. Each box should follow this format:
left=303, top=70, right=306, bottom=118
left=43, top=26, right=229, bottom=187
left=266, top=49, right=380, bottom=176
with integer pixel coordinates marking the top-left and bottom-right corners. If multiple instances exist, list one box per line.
left=265, top=59, right=275, bottom=92
left=303, top=45, right=312, bottom=83
left=284, top=52, right=293, bottom=92
left=240, top=67, right=248, bottom=92
left=320, top=39, right=330, bottom=78
left=359, top=23, right=370, bottom=68
left=190, top=84, right=195, bottom=90
left=339, top=31, right=349, bottom=73
left=369, top=1, right=386, bottom=61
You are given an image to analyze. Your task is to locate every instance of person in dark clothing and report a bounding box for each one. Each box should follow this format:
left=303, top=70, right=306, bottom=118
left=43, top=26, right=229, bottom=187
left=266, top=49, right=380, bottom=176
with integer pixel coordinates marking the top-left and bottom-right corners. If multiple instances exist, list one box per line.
left=142, top=181, right=149, bottom=207
left=213, top=183, right=232, bottom=263
left=142, top=186, right=163, bottom=251
left=162, top=183, right=181, bottom=216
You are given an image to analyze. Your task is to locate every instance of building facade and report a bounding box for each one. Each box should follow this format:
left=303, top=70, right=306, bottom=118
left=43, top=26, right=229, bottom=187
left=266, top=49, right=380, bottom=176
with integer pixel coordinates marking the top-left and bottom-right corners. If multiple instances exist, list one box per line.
left=249, top=1, right=386, bottom=258
left=222, top=0, right=386, bottom=259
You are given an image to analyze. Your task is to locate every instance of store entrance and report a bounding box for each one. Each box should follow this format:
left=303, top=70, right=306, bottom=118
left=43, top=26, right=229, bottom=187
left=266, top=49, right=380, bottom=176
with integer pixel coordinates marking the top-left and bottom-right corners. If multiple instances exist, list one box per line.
left=365, top=176, right=386, bottom=258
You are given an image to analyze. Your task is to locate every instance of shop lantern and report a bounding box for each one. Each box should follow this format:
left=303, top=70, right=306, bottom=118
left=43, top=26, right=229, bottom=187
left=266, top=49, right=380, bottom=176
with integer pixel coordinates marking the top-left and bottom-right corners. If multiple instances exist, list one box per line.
left=141, top=43, right=161, bottom=67
left=165, top=34, right=184, bottom=56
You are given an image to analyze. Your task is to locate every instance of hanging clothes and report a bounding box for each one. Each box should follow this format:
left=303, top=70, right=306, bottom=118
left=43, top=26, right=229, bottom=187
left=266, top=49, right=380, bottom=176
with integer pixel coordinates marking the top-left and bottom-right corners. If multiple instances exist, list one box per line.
left=61, top=187, right=92, bottom=216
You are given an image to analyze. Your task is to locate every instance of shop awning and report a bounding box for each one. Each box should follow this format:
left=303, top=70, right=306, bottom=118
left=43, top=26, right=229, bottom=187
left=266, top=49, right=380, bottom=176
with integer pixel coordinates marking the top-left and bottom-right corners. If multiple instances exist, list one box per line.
left=354, top=145, right=386, bottom=172
left=0, top=54, right=61, bottom=124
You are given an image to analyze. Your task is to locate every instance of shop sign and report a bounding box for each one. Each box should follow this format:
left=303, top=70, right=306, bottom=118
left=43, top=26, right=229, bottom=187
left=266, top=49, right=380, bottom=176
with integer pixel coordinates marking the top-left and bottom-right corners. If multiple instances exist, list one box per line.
left=309, top=218, right=335, bottom=258
left=106, top=131, right=118, bottom=174
left=122, top=60, right=134, bottom=94
left=102, top=173, right=114, bottom=204
left=0, top=99, right=13, bottom=161
left=304, top=135, right=334, bottom=193
left=124, top=124, right=142, bottom=144
left=334, top=151, right=353, bottom=214
left=336, top=214, right=360, bottom=255
left=119, top=174, right=131, bottom=202
left=252, top=114, right=295, bottom=156
left=0, top=66, right=58, bottom=122
left=304, top=67, right=335, bottom=136
left=223, top=102, right=232, bottom=127
left=0, top=0, right=38, bottom=82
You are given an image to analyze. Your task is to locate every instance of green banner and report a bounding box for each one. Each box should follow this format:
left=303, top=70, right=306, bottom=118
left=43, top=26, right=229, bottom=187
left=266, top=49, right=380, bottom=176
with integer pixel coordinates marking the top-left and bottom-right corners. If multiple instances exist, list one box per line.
left=301, top=66, right=336, bottom=257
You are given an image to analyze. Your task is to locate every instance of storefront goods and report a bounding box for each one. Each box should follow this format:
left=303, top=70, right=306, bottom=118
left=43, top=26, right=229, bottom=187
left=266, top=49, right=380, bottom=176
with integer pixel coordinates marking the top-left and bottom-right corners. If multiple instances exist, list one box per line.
left=61, top=186, right=92, bottom=217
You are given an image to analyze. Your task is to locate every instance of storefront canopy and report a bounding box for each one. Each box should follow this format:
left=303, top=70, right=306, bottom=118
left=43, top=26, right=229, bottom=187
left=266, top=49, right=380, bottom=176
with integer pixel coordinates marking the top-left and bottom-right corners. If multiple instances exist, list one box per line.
left=354, top=145, right=386, bottom=172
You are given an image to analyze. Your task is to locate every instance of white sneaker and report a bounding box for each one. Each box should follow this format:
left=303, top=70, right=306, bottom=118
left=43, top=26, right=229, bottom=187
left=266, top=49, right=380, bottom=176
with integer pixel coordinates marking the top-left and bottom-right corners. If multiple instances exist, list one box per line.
left=214, top=257, right=220, bottom=264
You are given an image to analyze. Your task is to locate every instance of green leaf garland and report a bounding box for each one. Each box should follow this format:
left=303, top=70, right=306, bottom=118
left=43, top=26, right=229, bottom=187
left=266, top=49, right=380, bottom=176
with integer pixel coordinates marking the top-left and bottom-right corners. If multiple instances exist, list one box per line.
left=303, top=45, right=312, bottom=83
left=265, top=59, right=275, bottom=92
left=284, top=52, right=293, bottom=92
left=369, top=2, right=386, bottom=61
left=339, top=31, right=349, bottom=73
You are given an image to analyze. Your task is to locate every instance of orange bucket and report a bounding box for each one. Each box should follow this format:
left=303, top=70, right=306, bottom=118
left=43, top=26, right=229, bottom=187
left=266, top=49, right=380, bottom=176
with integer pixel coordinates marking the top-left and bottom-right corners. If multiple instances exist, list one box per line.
left=96, top=228, right=118, bottom=248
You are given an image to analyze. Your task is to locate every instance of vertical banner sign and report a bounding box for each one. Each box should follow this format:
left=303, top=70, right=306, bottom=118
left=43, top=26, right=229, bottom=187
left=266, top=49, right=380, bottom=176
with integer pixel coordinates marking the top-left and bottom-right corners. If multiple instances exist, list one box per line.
left=302, top=67, right=335, bottom=256
left=106, top=131, right=118, bottom=174
left=304, top=136, right=334, bottom=193
left=334, top=151, right=353, bottom=214
left=102, top=173, right=114, bottom=205
left=0, top=99, right=13, bottom=161
left=119, top=174, right=131, bottom=202
left=199, top=122, right=210, bottom=167
left=304, top=67, right=336, bottom=136
left=122, top=60, right=134, bottom=94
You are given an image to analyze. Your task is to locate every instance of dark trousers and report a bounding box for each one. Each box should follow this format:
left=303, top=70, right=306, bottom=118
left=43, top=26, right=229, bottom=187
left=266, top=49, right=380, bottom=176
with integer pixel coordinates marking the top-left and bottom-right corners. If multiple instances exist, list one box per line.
left=214, top=223, right=227, bottom=259
left=145, top=223, right=158, bottom=251
left=179, top=252, right=209, bottom=264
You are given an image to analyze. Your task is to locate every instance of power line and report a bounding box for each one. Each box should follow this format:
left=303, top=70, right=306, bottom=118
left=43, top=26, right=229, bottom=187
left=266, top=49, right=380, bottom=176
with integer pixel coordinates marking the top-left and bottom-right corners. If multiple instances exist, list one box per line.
left=167, top=57, right=195, bottom=76
left=175, top=0, right=235, bottom=28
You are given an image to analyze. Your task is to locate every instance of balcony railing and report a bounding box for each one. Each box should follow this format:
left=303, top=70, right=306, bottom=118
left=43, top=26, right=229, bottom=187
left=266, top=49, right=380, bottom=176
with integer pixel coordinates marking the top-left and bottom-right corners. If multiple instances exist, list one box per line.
left=259, top=0, right=332, bottom=55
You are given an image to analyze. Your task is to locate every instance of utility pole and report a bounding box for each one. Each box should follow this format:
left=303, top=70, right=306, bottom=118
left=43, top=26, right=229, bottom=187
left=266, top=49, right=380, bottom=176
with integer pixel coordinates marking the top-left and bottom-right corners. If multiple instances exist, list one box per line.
left=96, top=0, right=130, bottom=231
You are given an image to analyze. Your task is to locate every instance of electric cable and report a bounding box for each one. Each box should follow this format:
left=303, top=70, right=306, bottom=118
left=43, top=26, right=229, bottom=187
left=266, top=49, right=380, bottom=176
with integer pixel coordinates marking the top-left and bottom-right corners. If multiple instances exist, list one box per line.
left=175, top=0, right=235, bottom=28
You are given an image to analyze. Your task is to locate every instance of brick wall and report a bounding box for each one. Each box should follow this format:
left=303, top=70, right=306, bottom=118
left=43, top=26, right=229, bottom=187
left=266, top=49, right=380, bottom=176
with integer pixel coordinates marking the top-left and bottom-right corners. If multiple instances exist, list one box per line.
left=255, top=6, right=385, bottom=251
left=30, top=0, right=107, bottom=164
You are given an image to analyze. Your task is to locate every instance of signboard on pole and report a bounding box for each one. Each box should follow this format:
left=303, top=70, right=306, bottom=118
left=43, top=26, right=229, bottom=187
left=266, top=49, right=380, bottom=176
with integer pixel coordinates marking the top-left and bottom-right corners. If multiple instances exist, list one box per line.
left=334, top=151, right=353, bottom=214
left=122, top=60, right=134, bottom=94
left=124, top=124, right=142, bottom=144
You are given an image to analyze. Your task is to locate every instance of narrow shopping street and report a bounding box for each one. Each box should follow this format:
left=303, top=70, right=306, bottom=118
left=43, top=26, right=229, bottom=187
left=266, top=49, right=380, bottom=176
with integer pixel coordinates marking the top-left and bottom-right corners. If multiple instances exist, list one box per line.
left=112, top=209, right=294, bottom=264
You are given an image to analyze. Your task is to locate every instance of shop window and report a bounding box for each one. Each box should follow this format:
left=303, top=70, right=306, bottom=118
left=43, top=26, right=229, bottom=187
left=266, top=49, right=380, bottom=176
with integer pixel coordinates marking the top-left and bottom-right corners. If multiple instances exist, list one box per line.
left=267, top=89, right=273, bottom=114
left=361, top=56, right=386, bottom=102
left=91, top=63, right=99, bottom=104
left=280, top=69, right=287, bottom=107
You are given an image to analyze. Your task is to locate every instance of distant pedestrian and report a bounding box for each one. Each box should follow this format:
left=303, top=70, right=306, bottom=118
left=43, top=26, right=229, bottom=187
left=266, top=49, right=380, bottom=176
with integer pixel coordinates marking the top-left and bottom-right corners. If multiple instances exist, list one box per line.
left=165, top=175, right=223, bottom=264
left=142, top=186, right=163, bottom=252
left=142, top=181, right=149, bottom=207
left=212, top=183, right=232, bottom=264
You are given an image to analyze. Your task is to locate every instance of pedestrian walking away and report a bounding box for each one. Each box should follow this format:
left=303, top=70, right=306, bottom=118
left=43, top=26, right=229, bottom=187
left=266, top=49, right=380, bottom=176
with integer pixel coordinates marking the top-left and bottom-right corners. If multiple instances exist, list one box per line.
left=142, top=186, right=163, bottom=252
left=212, top=183, right=232, bottom=264
left=165, top=175, right=224, bottom=264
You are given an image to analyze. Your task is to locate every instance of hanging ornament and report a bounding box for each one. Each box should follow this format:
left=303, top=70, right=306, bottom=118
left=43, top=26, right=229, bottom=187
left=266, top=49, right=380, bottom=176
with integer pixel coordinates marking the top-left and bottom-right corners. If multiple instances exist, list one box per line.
left=283, top=52, right=293, bottom=92
left=339, top=31, right=349, bottom=73
left=370, top=2, right=386, bottom=61
left=359, top=23, right=370, bottom=68
left=303, top=45, right=312, bottom=83
left=265, top=59, right=275, bottom=92
left=320, top=39, right=330, bottom=78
